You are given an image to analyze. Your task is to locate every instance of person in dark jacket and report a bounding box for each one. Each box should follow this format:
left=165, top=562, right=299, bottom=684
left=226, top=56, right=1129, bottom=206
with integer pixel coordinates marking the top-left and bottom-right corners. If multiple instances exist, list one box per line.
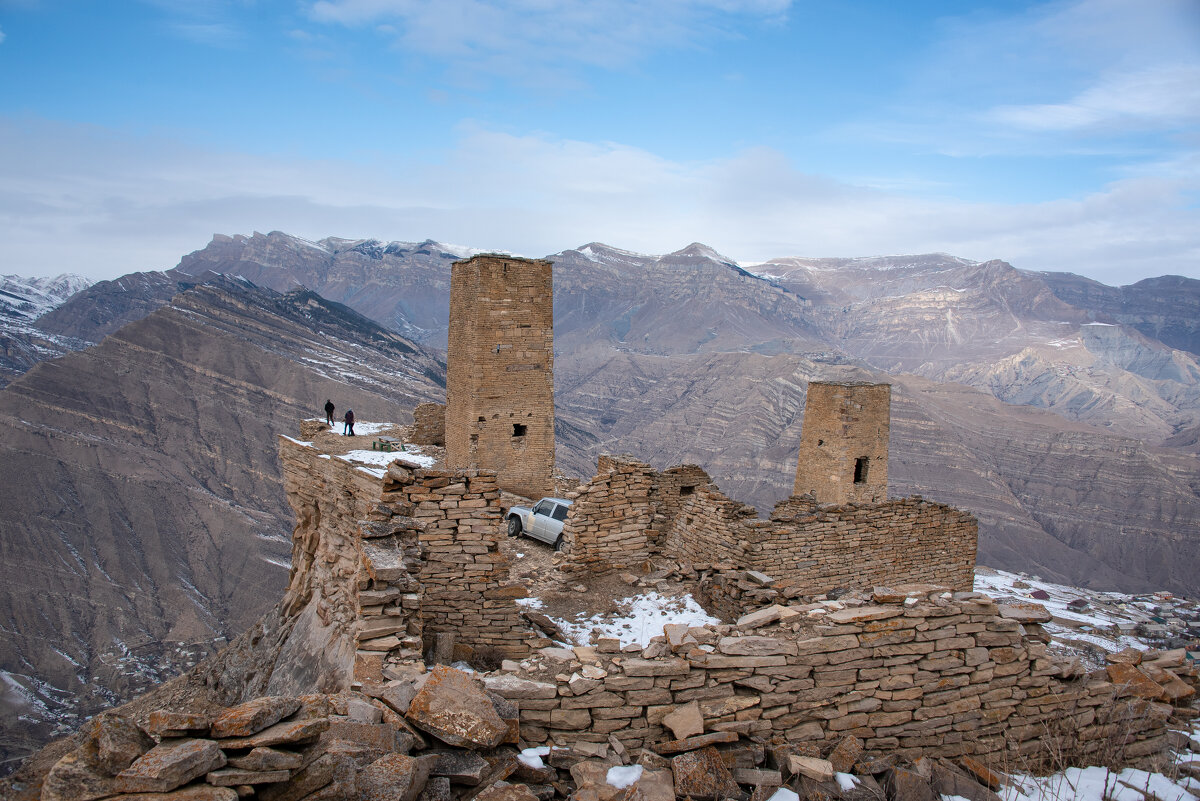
left=343, top=409, right=355, bottom=436
left=324, top=399, right=335, bottom=426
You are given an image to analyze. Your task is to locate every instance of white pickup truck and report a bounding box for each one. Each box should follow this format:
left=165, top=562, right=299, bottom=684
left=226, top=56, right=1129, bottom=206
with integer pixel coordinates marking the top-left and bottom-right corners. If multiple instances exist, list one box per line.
left=506, top=497, right=573, bottom=550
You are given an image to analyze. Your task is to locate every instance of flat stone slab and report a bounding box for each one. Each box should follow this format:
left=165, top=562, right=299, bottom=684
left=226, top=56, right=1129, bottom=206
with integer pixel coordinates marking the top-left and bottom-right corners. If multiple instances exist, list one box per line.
left=789, top=756, right=834, bottom=782
left=116, top=738, right=227, bottom=794
left=482, top=674, right=558, bottom=700
left=620, top=657, right=690, bottom=676
left=996, top=603, right=1052, bottom=624
left=206, top=767, right=292, bottom=786
left=653, top=730, right=738, bottom=755
left=717, top=635, right=792, bottom=656
left=210, top=697, right=301, bottom=739
left=827, top=606, right=904, bottom=624
left=1106, top=663, right=1166, bottom=699
left=119, top=787, right=239, bottom=801
left=216, top=717, right=329, bottom=749
left=226, top=747, right=305, bottom=772
left=661, top=701, right=704, bottom=741
left=147, top=710, right=212, bottom=738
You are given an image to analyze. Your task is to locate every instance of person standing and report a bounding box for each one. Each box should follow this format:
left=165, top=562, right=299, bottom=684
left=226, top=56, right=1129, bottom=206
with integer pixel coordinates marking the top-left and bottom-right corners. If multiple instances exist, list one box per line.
left=324, top=399, right=335, bottom=426
left=343, top=409, right=355, bottom=436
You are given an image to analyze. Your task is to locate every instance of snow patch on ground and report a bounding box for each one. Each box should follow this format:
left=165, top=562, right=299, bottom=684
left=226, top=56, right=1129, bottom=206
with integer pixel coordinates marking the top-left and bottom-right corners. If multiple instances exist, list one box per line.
left=549, top=592, right=720, bottom=647
left=516, top=596, right=544, bottom=610
left=607, top=765, right=644, bottom=789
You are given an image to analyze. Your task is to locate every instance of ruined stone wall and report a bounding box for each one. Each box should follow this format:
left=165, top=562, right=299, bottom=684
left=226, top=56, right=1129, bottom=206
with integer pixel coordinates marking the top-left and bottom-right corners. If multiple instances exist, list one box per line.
left=382, top=461, right=533, bottom=659
left=411, top=402, right=445, bottom=446
left=278, top=435, right=532, bottom=688
left=561, top=457, right=713, bottom=572
left=662, top=489, right=977, bottom=596
left=793, top=381, right=890, bottom=504
left=490, top=589, right=1189, bottom=770
left=445, top=255, right=555, bottom=499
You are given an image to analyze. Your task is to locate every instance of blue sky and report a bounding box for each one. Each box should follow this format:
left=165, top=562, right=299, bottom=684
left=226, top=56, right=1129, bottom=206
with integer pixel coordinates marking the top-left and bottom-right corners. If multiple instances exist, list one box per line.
left=1, top=0, right=1198, bottom=284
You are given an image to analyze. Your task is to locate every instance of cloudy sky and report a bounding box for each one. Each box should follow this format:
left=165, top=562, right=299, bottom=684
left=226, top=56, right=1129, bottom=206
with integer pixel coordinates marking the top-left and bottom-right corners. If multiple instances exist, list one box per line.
left=1, top=0, right=1198, bottom=284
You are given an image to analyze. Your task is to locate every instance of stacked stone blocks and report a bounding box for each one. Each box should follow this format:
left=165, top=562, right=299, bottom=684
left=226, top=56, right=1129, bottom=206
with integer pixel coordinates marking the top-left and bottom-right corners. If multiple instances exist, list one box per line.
left=278, top=435, right=532, bottom=688
left=494, top=588, right=1190, bottom=770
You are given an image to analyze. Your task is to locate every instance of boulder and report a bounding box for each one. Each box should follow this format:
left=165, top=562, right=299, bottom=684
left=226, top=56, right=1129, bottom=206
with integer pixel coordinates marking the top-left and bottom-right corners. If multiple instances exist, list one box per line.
left=405, top=665, right=507, bottom=749
left=473, top=785, right=540, bottom=801
left=90, top=713, right=155, bottom=775
left=826, top=735, right=863, bottom=774
left=357, top=753, right=433, bottom=801
left=1105, top=664, right=1166, bottom=699
left=670, top=747, right=739, bottom=801
left=115, top=738, right=226, bottom=794
left=42, top=749, right=121, bottom=801
left=258, top=753, right=354, bottom=801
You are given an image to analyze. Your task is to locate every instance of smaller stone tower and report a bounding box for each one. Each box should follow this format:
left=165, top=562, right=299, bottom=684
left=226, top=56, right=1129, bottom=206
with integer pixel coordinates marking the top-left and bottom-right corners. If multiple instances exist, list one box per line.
left=445, top=254, right=555, bottom=499
left=793, top=381, right=890, bottom=504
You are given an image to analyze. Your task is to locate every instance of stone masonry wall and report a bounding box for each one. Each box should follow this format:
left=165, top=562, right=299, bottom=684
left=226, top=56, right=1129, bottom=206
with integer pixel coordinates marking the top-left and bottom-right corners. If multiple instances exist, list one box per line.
left=794, top=381, right=890, bottom=504
left=278, top=434, right=533, bottom=688
left=561, top=457, right=712, bottom=572
left=663, top=486, right=977, bottom=596
left=445, top=255, right=555, bottom=499
left=488, top=587, right=1193, bottom=772
left=410, top=402, right=445, bottom=446
left=381, top=460, right=534, bottom=659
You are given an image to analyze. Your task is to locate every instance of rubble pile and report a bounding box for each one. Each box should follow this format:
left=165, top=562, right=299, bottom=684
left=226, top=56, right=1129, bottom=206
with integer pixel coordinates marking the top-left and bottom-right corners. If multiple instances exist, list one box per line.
left=26, top=662, right=1092, bottom=801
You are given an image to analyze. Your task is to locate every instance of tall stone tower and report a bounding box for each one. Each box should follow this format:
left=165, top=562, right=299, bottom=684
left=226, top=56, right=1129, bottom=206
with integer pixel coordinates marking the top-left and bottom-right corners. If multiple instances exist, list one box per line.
left=793, top=381, right=890, bottom=504
left=445, top=255, right=555, bottom=499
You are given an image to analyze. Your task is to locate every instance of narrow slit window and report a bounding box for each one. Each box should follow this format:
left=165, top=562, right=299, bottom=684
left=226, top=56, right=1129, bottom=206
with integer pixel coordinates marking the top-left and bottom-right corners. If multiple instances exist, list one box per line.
left=853, top=457, right=869, bottom=484
left=512, top=423, right=527, bottom=437
left=680, top=485, right=695, bottom=496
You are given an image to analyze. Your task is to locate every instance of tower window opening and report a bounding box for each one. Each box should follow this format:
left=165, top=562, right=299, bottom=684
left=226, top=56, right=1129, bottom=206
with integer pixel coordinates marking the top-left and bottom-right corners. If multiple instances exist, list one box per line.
left=513, top=423, right=527, bottom=437
left=854, top=457, right=869, bottom=484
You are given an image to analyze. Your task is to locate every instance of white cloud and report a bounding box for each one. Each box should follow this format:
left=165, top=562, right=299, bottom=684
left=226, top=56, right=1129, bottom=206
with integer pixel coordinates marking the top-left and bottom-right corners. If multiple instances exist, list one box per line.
left=989, top=65, right=1200, bottom=132
left=1, top=116, right=1196, bottom=286
left=305, top=0, right=792, bottom=79
left=860, top=0, right=1200, bottom=156
left=0, top=26, right=6, bottom=45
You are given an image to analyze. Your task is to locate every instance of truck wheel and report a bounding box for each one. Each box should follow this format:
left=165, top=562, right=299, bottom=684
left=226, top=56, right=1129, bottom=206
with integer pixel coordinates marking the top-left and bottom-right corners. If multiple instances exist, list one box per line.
left=554, top=535, right=565, bottom=552
left=507, top=517, right=522, bottom=537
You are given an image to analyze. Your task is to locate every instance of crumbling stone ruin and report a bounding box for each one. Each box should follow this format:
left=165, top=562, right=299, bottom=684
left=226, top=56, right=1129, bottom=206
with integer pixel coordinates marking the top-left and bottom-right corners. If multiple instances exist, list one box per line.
left=13, top=420, right=1198, bottom=801
left=411, top=402, right=446, bottom=447
left=555, top=455, right=976, bottom=599
left=793, top=381, right=890, bottom=505
left=279, top=433, right=536, bottom=687
left=445, top=255, right=555, bottom=500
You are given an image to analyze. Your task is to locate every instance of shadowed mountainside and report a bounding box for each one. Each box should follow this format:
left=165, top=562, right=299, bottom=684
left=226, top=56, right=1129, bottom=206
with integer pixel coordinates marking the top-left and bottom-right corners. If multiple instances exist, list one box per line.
left=0, top=276, right=443, bottom=768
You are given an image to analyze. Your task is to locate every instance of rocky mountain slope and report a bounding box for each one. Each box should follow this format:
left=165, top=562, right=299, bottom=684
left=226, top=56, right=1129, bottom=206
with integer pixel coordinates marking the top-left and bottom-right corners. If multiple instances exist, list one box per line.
left=0, top=275, right=443, bottom=770
left=21, top=232, right=1199, bottom=601
left=0, top=273, right=92, bottom=386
